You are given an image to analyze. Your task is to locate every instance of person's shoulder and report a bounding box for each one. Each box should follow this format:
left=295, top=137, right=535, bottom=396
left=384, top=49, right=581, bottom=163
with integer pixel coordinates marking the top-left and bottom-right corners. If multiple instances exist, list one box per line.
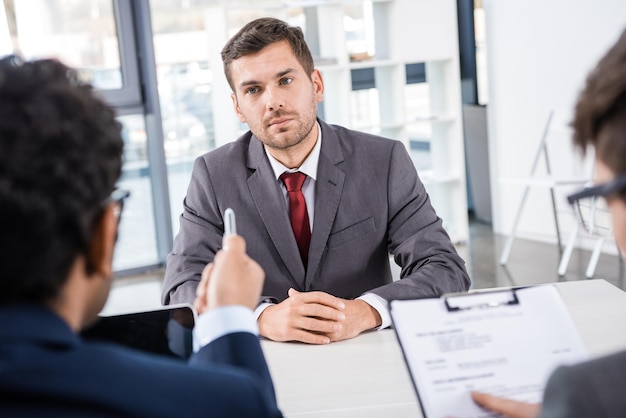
left=78, top=341, right=279, bottom=416
left=321, top=121, right=403, bottom=160
left=191, top=131, right=253, bottom=174
left=324, top=122, right=399, bottom=147
left=81, top=340, right=262, bottom=394
left=563, top=349, right=626, bottom=376
left=196, top=131, right=253, bottom=162
left=542, top=350, right=626, bottom=417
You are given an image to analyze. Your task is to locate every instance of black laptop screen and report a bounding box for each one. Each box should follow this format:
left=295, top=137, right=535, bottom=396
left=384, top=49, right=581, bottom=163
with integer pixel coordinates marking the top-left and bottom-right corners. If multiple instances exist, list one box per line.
left=81, top=305, right=195, bottom=360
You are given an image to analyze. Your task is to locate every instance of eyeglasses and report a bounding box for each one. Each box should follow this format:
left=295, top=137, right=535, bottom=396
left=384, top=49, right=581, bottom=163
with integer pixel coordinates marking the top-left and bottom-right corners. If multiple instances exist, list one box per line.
left=567, top=175, right=626, bottom=237
left=102, top=189, right=130, bottom=221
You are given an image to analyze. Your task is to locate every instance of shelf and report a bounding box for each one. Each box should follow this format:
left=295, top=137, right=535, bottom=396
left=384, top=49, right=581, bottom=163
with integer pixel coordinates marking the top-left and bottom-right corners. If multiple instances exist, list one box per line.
left=317, top=59, right=399, bottom=72
left=348, top=59, right=398, bottom=70
left=347, top=116, right=458, bottom=143
left=419, top=170, right=463, bottom=185
left=350, top=121, right=403, bottom=131
left=410, top=114, right=457, bottom=124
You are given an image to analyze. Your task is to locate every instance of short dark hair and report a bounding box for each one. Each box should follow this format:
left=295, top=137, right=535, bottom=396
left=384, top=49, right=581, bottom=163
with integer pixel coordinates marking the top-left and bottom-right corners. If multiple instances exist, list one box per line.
left=0, top=56, right=123, bottom=305
left=572, top=28, right=626, bottom=178
left=221, top=17, right=315, bottom=91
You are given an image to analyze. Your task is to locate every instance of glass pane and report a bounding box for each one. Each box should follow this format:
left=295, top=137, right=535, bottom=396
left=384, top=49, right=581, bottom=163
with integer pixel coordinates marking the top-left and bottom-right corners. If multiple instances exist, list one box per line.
left=3, top=0, right=122, bottom=90
left=2, top=1, right=159, bottom=271
left=150, top=1, right=216, bottom=234
left=115, top=114, right=159, bottom=270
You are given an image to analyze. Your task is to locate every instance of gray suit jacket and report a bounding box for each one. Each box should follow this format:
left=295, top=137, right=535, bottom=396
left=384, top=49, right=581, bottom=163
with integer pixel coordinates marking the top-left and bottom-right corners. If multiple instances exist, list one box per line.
left=163, top=119, right=470, bottom=305
left=540, top=350, right=626, bottom=418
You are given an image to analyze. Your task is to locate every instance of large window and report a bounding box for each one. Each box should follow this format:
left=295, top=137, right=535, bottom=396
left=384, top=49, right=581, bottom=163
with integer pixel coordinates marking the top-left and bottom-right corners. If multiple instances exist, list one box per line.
left=148, top=0, right=216, bottom=235
left=2, top=0, right=160, bottom=272
left=7, top=0, right=122, bottom=88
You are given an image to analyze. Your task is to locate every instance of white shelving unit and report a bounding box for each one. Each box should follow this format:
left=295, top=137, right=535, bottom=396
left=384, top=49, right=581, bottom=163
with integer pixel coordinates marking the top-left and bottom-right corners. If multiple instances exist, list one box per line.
left=205, top=0, right=468, bottom=243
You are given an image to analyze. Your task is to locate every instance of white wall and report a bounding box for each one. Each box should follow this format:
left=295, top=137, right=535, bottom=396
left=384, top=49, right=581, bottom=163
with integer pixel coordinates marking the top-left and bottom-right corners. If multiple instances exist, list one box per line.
left=485, top=0, right=626, bottom=245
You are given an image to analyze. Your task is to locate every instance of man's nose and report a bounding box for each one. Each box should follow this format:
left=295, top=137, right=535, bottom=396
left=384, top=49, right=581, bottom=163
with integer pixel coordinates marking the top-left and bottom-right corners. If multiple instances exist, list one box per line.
left=265, top=86, right=284, bottom=111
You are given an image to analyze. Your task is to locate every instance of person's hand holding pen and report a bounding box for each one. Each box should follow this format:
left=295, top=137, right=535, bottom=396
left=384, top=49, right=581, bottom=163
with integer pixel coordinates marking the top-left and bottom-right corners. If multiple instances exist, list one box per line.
left=194, top=208, right=265, bottom=314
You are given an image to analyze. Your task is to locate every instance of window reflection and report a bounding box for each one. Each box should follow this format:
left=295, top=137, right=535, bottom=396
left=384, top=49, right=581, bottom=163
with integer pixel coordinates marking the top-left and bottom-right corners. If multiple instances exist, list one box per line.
left=2, top=0, right=160, bottom=271
left=4, top=0, right=122, bottom=90
left=149, top=1, right=217, bottom=233
left=116, top=114, right=159, bottom=271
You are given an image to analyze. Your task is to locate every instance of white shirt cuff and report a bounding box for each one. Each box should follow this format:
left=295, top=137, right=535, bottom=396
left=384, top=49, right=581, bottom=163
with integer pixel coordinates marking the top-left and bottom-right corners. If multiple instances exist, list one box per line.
left=193, top=305, right=258, bottom=352
left=358, top=293, right=392, bottom=330
left=254, top=302, right=273, bottom=320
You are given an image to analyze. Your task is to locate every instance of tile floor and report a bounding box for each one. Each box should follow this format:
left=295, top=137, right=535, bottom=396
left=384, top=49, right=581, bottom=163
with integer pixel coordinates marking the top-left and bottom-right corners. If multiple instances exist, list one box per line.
left=102, top=219, right=625, bottom=316
left=463, top=220, right=624, bottom=291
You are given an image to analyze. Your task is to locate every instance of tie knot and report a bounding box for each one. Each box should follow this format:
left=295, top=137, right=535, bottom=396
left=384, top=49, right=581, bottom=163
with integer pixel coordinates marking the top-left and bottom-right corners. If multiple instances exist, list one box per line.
left=280, top=171, right=307, bottom=192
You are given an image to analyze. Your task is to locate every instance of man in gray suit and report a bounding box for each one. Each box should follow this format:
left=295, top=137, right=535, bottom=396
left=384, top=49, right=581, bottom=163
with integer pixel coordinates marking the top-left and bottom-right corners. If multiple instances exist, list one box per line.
left=163, top=17, right=470, bottom=344
left=472, top=27, right=626, bottom=417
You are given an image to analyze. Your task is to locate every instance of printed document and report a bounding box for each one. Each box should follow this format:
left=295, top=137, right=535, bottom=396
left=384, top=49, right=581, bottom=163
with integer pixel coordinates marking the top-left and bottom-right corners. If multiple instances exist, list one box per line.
left=390, top=285, right=587, bottom=418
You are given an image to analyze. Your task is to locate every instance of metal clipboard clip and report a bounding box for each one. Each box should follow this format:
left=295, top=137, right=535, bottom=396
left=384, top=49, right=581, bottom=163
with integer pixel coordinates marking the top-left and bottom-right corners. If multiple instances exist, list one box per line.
left=443, top=289, right=521, bottom=312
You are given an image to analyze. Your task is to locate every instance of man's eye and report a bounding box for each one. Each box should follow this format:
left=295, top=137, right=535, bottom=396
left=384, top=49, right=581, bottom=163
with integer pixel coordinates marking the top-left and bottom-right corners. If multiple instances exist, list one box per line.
left=245, top=86, right=259, bottom=94
left=279, top=78, right=293, bottom=85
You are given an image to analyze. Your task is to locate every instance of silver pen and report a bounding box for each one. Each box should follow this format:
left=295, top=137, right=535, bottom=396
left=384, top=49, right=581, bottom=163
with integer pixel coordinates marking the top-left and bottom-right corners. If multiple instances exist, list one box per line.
left=224, top=208, right=237, bottom=236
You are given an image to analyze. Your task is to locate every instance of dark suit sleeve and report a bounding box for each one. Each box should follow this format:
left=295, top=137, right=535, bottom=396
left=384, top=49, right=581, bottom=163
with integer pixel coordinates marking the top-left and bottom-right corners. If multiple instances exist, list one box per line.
left=369, top=141, right=471, bottom=300
left=540, top=365, right=597, bottom=418
left=163, top=156, right=224, bottom=305
left=540, top=350, right=626, bottom=418
left=191, top=332, right=279, bottom=415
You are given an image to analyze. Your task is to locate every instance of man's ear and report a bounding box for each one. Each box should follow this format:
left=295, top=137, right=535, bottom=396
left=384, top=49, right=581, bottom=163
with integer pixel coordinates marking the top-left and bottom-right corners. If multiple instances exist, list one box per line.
left=311, top=69, right=325, bottom=103
left=86, top=205, right=117, bottom=278
left=231, top=92, right=247, bottom=123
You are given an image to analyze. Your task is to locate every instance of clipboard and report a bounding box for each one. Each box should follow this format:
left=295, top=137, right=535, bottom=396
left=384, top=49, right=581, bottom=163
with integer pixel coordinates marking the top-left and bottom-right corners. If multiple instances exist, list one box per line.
left=390, top=285, right=587, bottom=418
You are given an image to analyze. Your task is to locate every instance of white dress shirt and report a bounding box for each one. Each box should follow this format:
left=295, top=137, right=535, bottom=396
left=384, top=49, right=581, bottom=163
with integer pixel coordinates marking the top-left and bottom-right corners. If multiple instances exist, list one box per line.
left=193, top=306, right=258, bottom=352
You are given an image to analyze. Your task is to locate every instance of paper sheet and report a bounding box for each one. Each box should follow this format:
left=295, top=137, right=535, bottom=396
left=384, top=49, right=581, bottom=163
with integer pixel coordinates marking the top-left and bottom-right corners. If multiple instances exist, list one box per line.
left=391, top=285, right=587, bottom=418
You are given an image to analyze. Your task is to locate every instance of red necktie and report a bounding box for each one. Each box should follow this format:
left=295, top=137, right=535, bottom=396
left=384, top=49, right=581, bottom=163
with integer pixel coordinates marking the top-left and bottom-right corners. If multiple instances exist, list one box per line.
left=280, top=172, right=311, bottom=266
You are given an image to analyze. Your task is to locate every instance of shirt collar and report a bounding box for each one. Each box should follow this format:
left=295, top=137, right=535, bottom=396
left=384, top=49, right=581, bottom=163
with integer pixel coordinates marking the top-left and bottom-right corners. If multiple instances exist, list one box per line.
left=265, top=122, right=321, bottom=181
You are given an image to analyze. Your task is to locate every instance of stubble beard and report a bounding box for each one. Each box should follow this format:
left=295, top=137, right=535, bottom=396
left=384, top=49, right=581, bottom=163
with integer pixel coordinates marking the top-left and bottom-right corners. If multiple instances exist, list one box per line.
left=256, top=107, right=317, bottom=152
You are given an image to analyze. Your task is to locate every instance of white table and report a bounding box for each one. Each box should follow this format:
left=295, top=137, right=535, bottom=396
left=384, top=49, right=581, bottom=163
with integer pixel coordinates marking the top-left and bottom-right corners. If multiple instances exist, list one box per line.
left=261, top=279, right=626, bottom=417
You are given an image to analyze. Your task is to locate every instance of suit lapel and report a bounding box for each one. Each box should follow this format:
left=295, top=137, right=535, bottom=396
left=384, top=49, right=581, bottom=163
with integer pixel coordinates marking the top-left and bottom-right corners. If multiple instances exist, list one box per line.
left=306, top=122, right=345, bottom=289
left=247, top=136, right=306, bottom=287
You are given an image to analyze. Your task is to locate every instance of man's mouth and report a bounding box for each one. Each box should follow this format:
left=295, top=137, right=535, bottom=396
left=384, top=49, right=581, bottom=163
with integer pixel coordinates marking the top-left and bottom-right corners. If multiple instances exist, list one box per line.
left=269, top=117, right=290, bottom=127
